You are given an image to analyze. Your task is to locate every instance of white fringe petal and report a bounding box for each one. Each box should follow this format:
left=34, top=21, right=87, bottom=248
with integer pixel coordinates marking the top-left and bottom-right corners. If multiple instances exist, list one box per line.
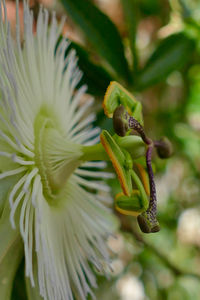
left=0, top=2, right=115, bottom=300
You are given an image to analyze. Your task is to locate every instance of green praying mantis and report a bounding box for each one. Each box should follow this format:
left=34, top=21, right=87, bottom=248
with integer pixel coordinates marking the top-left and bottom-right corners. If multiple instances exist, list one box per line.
left=100, top=82, right=173, bottom=233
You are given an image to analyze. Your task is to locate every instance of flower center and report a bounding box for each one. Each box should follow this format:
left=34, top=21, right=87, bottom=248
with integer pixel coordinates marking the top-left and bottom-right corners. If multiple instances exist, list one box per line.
left=34, top=108, right=83, bottom=203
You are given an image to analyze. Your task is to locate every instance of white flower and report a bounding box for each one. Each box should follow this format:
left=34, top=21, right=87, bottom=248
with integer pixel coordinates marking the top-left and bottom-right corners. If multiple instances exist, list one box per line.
left=0, top=1, right=116, bottom=299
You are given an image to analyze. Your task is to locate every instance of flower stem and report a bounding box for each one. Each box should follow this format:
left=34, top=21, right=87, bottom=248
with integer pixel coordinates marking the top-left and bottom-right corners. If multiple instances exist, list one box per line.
left=81, top=143, right=109, bottom=161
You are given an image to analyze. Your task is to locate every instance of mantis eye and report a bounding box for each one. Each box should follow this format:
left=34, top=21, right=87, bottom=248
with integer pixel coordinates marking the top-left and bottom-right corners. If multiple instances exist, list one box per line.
left=113, top=105, right=129, bottom=137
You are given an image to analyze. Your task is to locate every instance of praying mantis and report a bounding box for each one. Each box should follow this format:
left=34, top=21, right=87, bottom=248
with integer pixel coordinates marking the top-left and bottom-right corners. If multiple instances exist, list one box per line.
left=100, top=82, right=172, bottom=233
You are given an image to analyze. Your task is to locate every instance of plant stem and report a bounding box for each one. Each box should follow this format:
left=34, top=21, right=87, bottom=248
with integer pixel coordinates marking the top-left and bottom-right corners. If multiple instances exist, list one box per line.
left=81, top=143, right=109, bottom=161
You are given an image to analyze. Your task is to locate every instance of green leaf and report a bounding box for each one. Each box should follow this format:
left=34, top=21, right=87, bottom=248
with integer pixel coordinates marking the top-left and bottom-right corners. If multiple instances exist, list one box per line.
left=67, top=41, right=112, bottom=96
left=60, top=0, right=131, bottom=82
left=0, top=201, right=23, bottom=300
left=136, top=33, right=195, bottom=90
left=121, top=0, right=138, bottom=72
left=139, top=0, right=162, bottom=16
left=178, top=0, right=192, bottom=19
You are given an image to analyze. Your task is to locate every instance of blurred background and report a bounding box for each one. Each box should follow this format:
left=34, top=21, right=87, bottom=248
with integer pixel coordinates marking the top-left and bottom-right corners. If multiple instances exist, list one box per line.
left=6, top=0, right=200, bottom=299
